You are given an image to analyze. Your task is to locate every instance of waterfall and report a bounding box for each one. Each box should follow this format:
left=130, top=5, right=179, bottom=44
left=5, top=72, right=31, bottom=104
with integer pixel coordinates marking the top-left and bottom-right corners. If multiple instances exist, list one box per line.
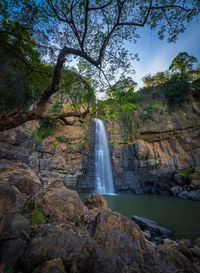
left=95, top=118, right=114, bottom=194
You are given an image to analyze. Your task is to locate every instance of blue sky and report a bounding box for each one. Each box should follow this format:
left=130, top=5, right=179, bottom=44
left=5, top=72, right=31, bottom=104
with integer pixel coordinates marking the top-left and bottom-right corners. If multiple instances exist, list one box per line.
left=127, top=19, right=200, bottom=88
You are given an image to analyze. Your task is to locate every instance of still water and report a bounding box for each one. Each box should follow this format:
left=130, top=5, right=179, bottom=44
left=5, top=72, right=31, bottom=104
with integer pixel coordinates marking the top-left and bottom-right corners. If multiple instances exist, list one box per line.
left=80, top=193, right=200, bottom=241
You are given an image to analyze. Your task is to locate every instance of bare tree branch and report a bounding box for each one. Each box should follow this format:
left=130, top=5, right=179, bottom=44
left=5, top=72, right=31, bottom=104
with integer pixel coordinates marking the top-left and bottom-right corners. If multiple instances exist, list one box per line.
left=151, top=5, right=195, bottom=13
left=118, top=1, right=195, bottom=27
left=162, top=8, right=172, bottom=27
left=88, top=0, right=113, bottom=11
left=81, top=0, right=89, bottom=49
left=118, top=0, right=152, bottom=27
left=46, top=0, right=71, bottom=23
left=98, top=0, right=124, bottom=64
left=0, top=107, right=90, bottom=132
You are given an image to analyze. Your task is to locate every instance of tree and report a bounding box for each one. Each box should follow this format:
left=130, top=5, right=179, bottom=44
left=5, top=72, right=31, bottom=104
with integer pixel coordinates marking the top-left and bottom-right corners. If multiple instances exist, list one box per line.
left=0, top=0, right=199, bottom=131
left=142, top=73, right=154, bottom=87
left=142, top=71, right=170, bottom=87
left=169, top=52, right=198, bottom=74
left=0, top=19, right=53, bottom=113
left=106, top=76, right=137, bottom=99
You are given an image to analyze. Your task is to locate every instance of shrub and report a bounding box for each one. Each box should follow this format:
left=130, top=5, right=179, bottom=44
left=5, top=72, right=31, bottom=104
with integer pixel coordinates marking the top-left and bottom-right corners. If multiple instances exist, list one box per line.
left=30, top=208, right=46, bottom=225
left=162, top=74, right=190, bottom=106
left=175, top=164, right=200, bottom=178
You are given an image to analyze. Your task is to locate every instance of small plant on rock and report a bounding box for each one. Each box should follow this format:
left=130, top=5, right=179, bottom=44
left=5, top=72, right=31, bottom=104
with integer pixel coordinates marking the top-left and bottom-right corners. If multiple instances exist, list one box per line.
left=30, top=208, right=46, bottom=225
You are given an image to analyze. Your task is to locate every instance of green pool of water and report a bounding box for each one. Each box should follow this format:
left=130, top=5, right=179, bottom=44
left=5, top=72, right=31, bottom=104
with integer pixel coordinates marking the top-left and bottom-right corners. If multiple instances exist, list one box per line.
left=80, top=193, right=200, bottom=241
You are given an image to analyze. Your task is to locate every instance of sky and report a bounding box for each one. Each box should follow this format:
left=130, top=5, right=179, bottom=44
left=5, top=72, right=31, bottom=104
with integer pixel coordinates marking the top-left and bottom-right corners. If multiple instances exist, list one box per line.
left=127, top=18, right=200, bottom=89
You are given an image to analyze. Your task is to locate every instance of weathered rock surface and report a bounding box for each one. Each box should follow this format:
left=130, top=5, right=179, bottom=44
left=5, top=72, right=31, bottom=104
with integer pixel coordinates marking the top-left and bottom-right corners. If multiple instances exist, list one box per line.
left=0, top=163, right=41, bottom=195
left=0, top=185, right=16, bottom=237
left=84, top=193, right=108, bottom=210
left=0, top=239, right=28, bottom=272
left=33, top=258, right=66, bottom=273
left=34, top=186, right=84, bottom=222
left=3, top=213, right=30, bottom=240
left=0, top=182, right=200, bottom=273
left=0, top=120, right=95, bottom=192
left=106, top=99, right=200, bottom=195
left=132, top=215, right=173, bottom=239
left=0, top=98, right=200, bottom=197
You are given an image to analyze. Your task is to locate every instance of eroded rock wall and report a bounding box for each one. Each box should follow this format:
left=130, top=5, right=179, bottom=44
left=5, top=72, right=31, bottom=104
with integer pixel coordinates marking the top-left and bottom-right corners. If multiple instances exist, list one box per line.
left=0, top=120, right=95, bottom=191
left=107, top=101, right=200, bottom=194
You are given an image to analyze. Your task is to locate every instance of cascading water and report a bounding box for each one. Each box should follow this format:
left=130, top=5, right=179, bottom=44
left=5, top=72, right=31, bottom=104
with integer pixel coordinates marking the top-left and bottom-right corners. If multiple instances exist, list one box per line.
left=95, top=118, right=114, bottom=194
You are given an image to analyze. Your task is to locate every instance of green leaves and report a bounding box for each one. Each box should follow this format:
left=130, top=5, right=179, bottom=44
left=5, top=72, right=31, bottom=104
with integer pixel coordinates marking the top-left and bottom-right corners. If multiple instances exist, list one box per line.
left=0, top=20, right=53, bottom=113
left=30, top=208, right=46, bottom=225
left=169, top=52, right=198, bottom=74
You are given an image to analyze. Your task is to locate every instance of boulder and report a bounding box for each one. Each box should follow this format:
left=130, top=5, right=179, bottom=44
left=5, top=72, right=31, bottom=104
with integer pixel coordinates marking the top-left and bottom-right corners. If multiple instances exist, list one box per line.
left=0, top=239, right=27, bottom=273
left=154, top=243, right=200, bottom=273
left=170, top=185, right=183, bottom=197
left=132, top=215, right=173, bottom=238
left=195, top=237, right=200, bottom=248
left=189, top=172, right=200, bottom=190
left=3, top=213, right=30, bottom=240
left=179, top=189, right=200, bottom=201
left=84, top=193, right=108, bottom=210
left=93, top=209, right=145, bottom=244
left=47, top=178, right=65, bottom=189
left=34, top=187, right=84, bottom=222
left=0, top=163, right=41, bottom=195
left=23, top=227, right=79, bottom=272
left=191, top=245, right=200, bottom=259
left=33, top=258, right=66, bottom=273
left=0, top=185, right=16, bottom=237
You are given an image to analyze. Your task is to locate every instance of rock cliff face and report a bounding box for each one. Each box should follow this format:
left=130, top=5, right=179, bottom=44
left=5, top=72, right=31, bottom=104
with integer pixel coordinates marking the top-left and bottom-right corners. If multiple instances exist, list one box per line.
left=0, top=97, right=200, bottom=196
left=0, top=120, right=95, bottom=192
left=106, top=98, right=200, bottom=197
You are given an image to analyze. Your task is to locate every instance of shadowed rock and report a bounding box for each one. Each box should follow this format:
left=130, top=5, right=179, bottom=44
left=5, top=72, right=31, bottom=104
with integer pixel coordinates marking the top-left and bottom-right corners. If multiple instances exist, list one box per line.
left=132, top=215, right=173, bottom=238
left=34, top=186, right=84, bottom=222
left=84, top=193, right=108, bottom=210
left=0, top=185, right=16, bottom=237
left=0, top=163, right=41, bottom=195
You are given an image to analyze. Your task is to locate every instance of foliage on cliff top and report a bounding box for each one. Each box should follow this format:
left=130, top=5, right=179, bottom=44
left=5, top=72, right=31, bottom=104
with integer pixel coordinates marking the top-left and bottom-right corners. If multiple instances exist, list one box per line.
left=99, top=51, right=199, bottom=141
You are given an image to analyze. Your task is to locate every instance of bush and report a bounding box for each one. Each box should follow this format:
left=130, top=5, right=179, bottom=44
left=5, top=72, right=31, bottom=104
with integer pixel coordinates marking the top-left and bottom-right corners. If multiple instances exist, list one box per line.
left=192, top=78, right=200, bottom=93
left=30, top=208, right=46, bottom=225
left=162, top=74, right=190, bottom=106
left=175, top=164, right=200, bottom=178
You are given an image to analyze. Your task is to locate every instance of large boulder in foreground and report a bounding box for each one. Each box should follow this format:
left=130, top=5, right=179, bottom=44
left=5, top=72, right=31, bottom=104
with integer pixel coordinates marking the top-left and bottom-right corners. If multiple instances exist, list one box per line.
left=84, top=193, right=108, bottom=210
left=0, top=239, right=27, bottom=273
left=23, top=226, right=79, bottom=271
left=34, top=186, right=84, bottom=222
left=0, top=163, right=41, bottom=195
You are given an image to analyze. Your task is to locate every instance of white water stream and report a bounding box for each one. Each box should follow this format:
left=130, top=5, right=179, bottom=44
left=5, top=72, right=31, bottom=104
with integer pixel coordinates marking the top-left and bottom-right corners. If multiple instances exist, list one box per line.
left=95, top=118, right=115, bottom=194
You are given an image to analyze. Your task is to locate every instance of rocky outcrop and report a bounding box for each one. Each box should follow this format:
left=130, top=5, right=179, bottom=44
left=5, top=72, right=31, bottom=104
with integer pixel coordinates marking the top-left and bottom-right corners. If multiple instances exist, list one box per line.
left=1, top=184, right=200, bottom=273
left=84, top=192, right=108, bottom=210
left=0, top=163, right=41, bottom=195
left=132, top=215, right=173, bottom=240
left=0, top=185, right=16, bottom=237
left=0, top=120, right=95, bottom=192
left=106, top=99, right=200, bottom=196
left=0, top=97, right=200, bottom=197
left=34, top=186, right=84, bottom=222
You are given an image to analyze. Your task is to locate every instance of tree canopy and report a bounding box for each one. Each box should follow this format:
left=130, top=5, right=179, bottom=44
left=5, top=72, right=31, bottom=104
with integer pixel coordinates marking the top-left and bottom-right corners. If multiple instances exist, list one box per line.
left=0, top=0, right=200, bottom=131
left=169, top=51, right=198, bottom=74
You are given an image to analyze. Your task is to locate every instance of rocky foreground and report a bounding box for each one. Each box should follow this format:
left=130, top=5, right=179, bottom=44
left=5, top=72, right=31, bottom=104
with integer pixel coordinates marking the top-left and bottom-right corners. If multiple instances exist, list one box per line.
left=0, top=163, right=200, bottom=273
